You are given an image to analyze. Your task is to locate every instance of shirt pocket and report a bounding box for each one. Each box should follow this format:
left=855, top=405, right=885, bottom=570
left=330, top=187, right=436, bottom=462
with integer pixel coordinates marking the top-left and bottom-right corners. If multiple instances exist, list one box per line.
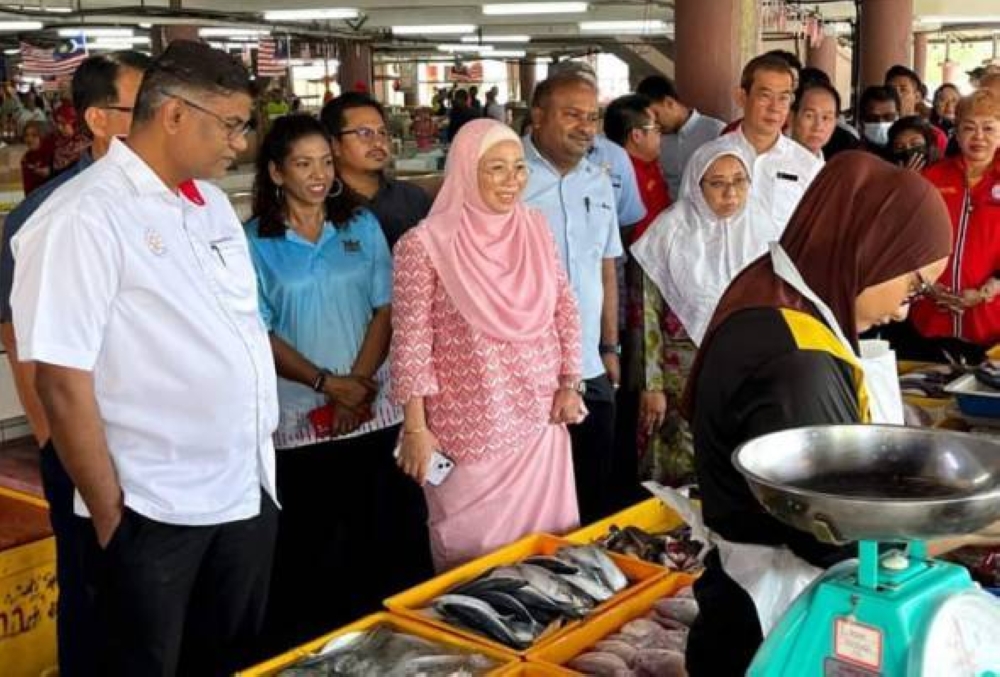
left=208, top=236, right=259, bottom=321
left=770, top=178, right=803, bottom=227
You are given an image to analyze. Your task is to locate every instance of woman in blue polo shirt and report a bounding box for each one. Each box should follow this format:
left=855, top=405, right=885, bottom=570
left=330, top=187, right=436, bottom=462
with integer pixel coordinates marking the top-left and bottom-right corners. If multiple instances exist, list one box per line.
left=246, top=114, right=431, bottom=653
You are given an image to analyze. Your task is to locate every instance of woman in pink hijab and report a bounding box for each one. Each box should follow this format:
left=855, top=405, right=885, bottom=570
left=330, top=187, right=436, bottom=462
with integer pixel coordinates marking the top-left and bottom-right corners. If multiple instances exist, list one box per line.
left=391, top=119, right=585, bottom=571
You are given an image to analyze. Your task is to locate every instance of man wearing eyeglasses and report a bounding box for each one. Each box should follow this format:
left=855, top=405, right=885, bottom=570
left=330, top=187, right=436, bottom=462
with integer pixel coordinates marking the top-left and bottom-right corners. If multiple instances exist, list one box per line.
left=698, top=53, right=822, bottom=243
left=11, top=41, right=278, bottom=676
left=0, top=49, right=150, bottom=677
left=321, top=92, right=432, bottom=249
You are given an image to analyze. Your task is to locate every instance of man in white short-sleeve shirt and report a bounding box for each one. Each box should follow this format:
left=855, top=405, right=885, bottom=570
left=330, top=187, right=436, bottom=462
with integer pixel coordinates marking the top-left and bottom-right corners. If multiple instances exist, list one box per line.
left=11, top=41, right=278, bottom=676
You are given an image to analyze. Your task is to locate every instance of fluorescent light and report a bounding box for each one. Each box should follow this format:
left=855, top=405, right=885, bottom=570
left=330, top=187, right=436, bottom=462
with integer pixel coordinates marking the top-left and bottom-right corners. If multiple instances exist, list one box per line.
left=461, top=34, right=530, bottom=43
left=58, top=27, right=133, bottom=37
left=918, top=15, right=1000, bottom=23
left=4, top=48, right=20, bottom=54
left=199, top=27, right=270, bottom=37
left=484, top=49, right=526, bottom=58
left=139, top=23, right=152, bottom=29
left=483, top=2, right=586, bottom=15
left=264, top=8, right=359, bottom=21
left=437, top=43, right=494, bottom=53
left=0, top=21, right=42, bottom=30
left=392, top=24, right=475, bottom=35
left=89, top=38, right=152, bottom=50
left=580, top=20, right=668, bottom=33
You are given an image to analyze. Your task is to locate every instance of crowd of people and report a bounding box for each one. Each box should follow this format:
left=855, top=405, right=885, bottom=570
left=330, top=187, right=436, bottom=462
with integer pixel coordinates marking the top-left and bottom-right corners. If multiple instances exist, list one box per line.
left=1, top=35, right=1000, bottom=677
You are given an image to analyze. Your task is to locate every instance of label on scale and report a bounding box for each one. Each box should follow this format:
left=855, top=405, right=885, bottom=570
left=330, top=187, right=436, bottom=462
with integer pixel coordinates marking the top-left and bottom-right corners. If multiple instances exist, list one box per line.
left=832, top=617, right=883, bottom=672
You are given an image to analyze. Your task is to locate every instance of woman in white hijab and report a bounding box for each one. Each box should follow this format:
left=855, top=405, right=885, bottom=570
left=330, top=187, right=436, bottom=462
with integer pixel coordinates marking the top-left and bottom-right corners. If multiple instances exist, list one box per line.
left=629, top=145, right=757, bottom=485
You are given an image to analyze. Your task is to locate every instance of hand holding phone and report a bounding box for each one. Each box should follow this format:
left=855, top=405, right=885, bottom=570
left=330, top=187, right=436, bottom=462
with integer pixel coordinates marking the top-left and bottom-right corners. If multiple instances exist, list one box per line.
left=394, top=433, right=455, bottom=486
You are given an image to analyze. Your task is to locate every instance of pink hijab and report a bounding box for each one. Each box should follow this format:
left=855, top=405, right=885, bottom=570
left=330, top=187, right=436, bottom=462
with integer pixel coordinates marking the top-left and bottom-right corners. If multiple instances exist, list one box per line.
left=417, top=119, right=558, bottom=342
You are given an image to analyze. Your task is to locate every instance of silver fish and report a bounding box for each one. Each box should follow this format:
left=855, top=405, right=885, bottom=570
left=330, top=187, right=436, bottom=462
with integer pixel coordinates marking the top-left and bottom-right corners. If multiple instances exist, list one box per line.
left=433, top=593, right=533, bottom=649
left=557, top=545, right=629, bottom=592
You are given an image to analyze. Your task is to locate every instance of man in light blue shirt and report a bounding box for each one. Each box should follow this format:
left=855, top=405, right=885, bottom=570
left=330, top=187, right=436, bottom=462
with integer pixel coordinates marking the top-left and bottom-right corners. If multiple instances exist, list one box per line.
left=523, top=70, right=622, bottom=524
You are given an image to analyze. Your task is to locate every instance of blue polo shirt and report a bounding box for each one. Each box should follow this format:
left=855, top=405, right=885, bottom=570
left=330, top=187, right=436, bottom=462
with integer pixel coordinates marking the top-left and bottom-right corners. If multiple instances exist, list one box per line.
left=0, top=152, right=94, bottom=322
left=245, top=209, right=399, bottom=447
left=523, top=135, right=623, bottom=380
left=588, top=135, right=646, bottom=227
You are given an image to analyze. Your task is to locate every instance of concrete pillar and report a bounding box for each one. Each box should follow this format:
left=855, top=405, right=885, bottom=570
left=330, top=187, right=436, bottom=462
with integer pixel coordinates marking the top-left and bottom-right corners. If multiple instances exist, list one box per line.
left=674, top=0, right=759, bottom=122
left=807, top=34, right=838, bottom=80
left=150, top=25, right=200, bottom=56
left=913, top=32, right=928, bottom=82
left=337, top=40, right=373, bottom=94
left=859, top=0, right=914, bottom=88
left=519, top=57, right=537, bottom=104
left=942, top=60, right=962, bottom=86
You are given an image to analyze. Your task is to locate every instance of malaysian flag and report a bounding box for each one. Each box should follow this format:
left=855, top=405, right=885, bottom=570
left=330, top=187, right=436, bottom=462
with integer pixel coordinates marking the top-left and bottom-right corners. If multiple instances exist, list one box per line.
left=19, top=36, right=87, bottom=77
left=256, top=37, right=288, bottom=78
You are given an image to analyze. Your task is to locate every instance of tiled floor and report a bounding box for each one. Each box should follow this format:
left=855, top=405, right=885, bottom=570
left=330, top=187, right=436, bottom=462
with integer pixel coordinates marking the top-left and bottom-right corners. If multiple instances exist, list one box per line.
left=0, top=437, right=42, bottom=497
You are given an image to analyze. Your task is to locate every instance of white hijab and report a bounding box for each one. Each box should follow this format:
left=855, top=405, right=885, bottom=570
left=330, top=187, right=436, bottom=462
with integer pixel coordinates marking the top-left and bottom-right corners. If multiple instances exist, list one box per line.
left=630, top=145, right=763, bottom=345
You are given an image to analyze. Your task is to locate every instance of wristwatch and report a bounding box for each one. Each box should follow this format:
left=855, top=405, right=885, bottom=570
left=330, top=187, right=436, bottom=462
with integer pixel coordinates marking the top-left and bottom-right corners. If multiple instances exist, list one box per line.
left=559, top=378, right=587, bottom=396
left=599, top=343, right=621, bottom=355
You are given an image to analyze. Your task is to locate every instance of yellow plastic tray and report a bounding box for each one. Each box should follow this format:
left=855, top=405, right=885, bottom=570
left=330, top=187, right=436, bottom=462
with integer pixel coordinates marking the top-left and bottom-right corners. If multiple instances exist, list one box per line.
left=566, top=498, right=685, bottom=546
left=236, top=611, right=517, bottom=676
left=494, top=662, right=576, bottom=676
left=0, top=486, right=57, bottom=677
left=385, top=533, right=666, bottom=656
left=526, top=572, right=696, bottom=673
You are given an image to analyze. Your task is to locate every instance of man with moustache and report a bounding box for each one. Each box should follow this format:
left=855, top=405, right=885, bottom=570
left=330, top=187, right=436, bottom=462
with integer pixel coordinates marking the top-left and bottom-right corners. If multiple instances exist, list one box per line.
left=11, top=41, right=278, bottom=675
left=321, top=92, right=432, bottom=249
left=523, top=70, right=622, bottom=523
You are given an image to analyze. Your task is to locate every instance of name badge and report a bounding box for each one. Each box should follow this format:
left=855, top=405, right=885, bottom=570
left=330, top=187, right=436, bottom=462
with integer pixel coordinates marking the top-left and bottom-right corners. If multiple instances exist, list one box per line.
left=777, top=172, right=799, bottom=182
left=343, top=239, right=361, bottom=253
left=991, top=183, right=1000, bottom=204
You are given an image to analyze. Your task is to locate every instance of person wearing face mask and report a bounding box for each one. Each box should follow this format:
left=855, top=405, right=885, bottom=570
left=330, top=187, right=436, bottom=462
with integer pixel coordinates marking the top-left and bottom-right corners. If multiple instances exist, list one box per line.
left=857, top=85, right=900, bottom=158
left=887, top=115, right=940, bottom=172
left=885, top=65, right=948, bottom=155
left=391, top=119, right=585, bottom=571
left=629, top=147, right=758, bottom=486
left=680, top=151, right=1000, bottom=676
left=910, top=90, right=1000, bottom=347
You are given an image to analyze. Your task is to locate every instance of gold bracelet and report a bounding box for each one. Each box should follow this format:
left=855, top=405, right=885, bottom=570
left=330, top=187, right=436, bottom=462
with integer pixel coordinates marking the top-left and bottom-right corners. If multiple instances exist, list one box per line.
left=403, top=427, right=427, bottom=435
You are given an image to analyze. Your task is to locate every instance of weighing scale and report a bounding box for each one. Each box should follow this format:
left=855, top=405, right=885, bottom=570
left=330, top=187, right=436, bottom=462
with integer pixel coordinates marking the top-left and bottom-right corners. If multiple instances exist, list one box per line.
left=732, top=425, right=1000, bottom=676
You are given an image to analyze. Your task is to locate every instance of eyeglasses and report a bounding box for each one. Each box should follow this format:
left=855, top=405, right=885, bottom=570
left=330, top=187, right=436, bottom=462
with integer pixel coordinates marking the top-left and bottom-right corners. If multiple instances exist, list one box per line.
left=701, top=176, right=751, bottom=193
left=100, top=105, right=134, bottom=114
left=638, top=123, right=662, bottom=134
left=479, top=163, right=530, bottom=184
left=338, top=127, right=390, bottom=145
left=752, top=90, right=795, bottom=108
left=164, top=91, right=252, bottom=140
left=903, top=271, right=933, bottom=305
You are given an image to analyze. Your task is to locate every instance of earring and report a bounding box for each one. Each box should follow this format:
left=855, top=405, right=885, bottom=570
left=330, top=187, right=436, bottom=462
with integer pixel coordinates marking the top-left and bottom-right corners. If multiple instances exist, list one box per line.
left=329, top=178, right=343, bottom=198
left=275, top=185, right=284, bottom=202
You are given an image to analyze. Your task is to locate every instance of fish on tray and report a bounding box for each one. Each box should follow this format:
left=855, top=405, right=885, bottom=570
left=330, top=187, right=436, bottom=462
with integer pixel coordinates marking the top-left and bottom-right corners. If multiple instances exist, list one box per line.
left=596, top=524, right=706, bottom=573
left=277, top=624, right=499, bottom=676
left=565, top=585, right=698, bottom=676
left=423, top=545, right=631, bottom=649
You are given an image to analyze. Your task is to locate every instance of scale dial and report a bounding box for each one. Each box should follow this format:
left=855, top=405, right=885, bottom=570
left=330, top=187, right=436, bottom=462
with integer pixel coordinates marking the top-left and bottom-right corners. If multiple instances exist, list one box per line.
left=914, top=589, right=1000, bottom=675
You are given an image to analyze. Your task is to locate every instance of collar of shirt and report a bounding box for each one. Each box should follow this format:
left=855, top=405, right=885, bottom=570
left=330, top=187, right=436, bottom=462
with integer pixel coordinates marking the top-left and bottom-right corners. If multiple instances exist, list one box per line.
left=678, top=109, right=703, bottom=138
left=283, top=221, right=338, bottom=248
left=735, top=126, right=795, bottom=163
left=523, top=133, right=594, bottom=181
left=107, top=137, right=198, bottom=203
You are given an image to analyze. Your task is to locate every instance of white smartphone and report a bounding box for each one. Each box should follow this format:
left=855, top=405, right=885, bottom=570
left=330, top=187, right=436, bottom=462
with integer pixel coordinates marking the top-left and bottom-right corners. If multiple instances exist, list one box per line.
left=393, top=444, right=455, bottom=486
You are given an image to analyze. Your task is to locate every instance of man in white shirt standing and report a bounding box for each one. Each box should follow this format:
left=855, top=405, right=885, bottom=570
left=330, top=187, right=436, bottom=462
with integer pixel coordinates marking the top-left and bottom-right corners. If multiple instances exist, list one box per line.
left=637, top=75, right=725, bottom=199
left=11, top=41, right=278, bottom=676
left=690, top=53, right=822, bottom=242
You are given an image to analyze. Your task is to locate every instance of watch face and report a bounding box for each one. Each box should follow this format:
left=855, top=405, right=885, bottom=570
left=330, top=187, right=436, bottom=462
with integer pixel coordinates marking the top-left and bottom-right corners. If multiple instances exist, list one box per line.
left=914, top=589, right=1000, bottom=675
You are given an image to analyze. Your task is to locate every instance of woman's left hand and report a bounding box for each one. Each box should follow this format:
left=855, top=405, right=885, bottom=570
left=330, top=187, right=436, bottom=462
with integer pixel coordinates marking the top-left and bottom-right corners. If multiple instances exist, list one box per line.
left=550, top=389, right=587, bottom=425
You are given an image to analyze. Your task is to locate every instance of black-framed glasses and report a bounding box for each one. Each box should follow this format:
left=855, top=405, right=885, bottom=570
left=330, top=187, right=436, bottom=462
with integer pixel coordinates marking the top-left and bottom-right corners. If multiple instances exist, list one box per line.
left=100, top=105, right=134, bottom=114
left=164, top=90, right=252, bottom=140
left=903, top=271, right=933, bottom=305
left=337, top=127, right=390, bottom=145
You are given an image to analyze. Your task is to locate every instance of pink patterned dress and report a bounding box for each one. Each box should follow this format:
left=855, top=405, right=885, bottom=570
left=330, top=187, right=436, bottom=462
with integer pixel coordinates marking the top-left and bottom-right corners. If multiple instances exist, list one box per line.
left=391, top=228, right=583, bottom=571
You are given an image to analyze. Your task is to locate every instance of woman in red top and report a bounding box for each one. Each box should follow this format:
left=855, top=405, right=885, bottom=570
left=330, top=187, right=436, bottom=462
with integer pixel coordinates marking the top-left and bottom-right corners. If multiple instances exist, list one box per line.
left=19, top=120, right=52, bottom=196
left=911, top=90, right=1000, bottom=345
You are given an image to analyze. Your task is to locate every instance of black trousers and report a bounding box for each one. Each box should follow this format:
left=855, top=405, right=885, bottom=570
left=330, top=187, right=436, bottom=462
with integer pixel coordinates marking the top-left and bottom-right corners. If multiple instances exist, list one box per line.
left=686, top=550, right=764, bottom=676
left=261, top=425, right=433, bottom=657
left=569, top=377, right=617, bottom=525
left=609, top=387, right=644, bottom=513
left=39, top=442, right=98, bottom=677
left=83, top=494, right=278, bottom=677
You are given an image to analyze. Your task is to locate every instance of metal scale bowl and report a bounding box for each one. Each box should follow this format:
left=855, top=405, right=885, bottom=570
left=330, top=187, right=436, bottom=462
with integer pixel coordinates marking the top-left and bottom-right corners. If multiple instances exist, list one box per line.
left=733, top=425, right=1000, bottom=677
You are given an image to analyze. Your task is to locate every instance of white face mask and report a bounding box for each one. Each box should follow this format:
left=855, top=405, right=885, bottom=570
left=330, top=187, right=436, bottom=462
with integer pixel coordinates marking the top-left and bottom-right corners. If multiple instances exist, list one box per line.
left=863, top=121, right=892, bottom=147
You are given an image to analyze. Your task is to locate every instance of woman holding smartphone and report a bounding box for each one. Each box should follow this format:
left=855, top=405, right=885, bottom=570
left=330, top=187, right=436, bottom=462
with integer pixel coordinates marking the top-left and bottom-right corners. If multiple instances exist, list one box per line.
left=246, top=115, right=431, bottom=652
left=391, top=119, right=586, bottom=571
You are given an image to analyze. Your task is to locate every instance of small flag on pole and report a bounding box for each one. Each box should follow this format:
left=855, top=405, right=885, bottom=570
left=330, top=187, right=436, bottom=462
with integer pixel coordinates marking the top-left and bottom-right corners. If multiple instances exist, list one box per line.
left=257, top=37, right=289, bottom=78
left=19, top=36, right=87, bottom=77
